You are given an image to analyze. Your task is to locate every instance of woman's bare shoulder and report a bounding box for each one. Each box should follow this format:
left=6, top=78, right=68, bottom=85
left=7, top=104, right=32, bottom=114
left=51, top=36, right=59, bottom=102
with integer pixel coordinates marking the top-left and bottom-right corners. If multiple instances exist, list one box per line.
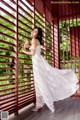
left=31, top=38, right=37, bottom=44
left=31, top=38, right=40, bottom=46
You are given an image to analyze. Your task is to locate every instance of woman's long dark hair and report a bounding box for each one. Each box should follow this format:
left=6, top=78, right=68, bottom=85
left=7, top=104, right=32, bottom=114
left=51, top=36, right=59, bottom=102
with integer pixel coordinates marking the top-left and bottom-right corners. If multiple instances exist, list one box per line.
left=33, top=26, right=43, bottom=45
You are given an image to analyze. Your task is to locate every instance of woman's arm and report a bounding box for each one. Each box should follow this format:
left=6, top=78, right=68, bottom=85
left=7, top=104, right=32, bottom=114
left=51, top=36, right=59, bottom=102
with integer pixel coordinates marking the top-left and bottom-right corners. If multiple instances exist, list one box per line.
left=22, top=39, right=36, bottom=56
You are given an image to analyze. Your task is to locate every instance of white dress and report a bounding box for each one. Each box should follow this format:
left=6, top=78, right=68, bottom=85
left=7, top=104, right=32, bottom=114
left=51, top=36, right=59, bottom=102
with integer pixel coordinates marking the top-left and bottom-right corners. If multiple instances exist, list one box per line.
left=29, top=45, right=79, bottom=112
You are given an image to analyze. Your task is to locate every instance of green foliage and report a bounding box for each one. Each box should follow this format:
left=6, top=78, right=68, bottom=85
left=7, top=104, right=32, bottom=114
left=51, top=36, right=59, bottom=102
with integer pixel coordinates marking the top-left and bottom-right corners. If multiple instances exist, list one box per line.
left=59, top=19, right=80, bottom=61
left=0, top=8, right=53, bottom=93
left=59, top=18, right=80, bottom=78
left=0, top=11, right=33, bottom=93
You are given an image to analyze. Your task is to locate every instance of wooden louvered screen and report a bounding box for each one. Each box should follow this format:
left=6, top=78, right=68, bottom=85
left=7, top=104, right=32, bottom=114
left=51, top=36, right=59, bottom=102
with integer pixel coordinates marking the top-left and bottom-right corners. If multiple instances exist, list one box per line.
left=53, top=19, right=60, bottom=68
left=0, top=0, right=53, bottom=115
left=0, top=0, right=19, bottom=115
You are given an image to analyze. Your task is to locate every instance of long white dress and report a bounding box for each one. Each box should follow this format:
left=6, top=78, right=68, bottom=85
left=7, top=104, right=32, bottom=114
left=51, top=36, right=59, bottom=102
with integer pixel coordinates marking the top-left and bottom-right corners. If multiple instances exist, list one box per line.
left=29, top=45, right=79, bottom=112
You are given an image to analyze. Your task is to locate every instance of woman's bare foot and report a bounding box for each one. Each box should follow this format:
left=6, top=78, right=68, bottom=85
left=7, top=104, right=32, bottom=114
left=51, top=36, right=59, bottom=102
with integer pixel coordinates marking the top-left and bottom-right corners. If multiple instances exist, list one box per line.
left=31, top=106, right=43, bottom=112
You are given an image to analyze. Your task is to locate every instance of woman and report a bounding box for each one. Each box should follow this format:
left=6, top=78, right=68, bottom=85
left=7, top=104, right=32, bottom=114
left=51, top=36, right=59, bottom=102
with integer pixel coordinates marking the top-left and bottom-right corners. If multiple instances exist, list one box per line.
left=22, top=26, right=79, bottom=112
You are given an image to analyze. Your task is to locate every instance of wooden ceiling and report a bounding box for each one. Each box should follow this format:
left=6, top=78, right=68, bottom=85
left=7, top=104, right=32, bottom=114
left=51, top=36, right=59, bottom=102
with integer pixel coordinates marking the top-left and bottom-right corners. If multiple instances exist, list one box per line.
left=51, top=0, right=80, bottom=20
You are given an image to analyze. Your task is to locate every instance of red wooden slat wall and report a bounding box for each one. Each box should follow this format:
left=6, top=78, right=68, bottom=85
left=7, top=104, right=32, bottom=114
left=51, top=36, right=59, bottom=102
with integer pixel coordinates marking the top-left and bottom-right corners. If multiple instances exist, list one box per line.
left=70, top=26, right=80, bottom=57
left=0, top=0, right=54, bottom=115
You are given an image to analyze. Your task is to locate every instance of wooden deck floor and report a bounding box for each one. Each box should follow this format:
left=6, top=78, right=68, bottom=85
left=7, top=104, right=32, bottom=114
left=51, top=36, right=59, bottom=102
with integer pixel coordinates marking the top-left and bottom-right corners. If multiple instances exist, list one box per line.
left=9, top=97, right=80, bottom=120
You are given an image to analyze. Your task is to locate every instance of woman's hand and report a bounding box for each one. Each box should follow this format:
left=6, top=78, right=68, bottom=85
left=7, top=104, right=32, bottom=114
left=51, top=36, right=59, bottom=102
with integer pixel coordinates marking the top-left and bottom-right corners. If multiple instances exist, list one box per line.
left=22, top=46, right=26, bottom=53
left=22, top=40, right=30, bottom=52
left=22, top=39, right=36, bottom=56
left=23, top=41, right=30, bottom=49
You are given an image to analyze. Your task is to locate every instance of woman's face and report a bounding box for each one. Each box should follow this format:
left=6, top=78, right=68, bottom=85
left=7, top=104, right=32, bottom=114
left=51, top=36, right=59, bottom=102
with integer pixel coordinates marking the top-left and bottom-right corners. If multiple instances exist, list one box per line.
left=31, top=28, right=38, bottom=38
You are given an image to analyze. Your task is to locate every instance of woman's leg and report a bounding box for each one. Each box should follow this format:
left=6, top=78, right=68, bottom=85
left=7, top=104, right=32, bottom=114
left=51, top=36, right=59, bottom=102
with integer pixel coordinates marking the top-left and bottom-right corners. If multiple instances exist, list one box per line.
left=32, top=96, right=44, bottom=111
left=32, top=81, right=45, bottom=111
left=36, top=96, right=44, bottom=107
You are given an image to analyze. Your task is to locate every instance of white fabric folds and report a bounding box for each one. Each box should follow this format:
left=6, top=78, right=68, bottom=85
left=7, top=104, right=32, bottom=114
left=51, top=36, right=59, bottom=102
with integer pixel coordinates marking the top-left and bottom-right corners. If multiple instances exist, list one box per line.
left=30, top=45, right=79, bottom=112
